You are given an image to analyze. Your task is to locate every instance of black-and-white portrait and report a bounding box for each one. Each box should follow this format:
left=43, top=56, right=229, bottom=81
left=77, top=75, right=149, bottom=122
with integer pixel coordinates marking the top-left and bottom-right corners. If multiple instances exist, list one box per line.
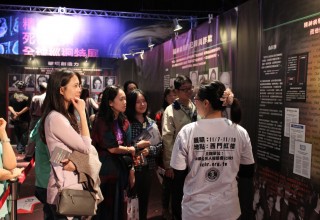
left=209, top=67, right=218, bottom=81
left=190, top=71, right=198, bottom=86
left=81, top=75, right=90, bottom=89
left=8, top=74, right=21, bottom=91
left=91, top=76, right=103, bottom=92
left=36, top=74, right=49, bottom=91
left=104, top=76, right=115, bottom=87
left=23, top=74, right=35, bottom=91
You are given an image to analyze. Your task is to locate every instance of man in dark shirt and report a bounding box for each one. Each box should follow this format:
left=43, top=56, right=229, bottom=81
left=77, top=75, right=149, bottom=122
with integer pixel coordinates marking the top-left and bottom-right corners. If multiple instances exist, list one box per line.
left=24, top=82, right=47, bottom=161
left=8, top=81, right=31, bottom=154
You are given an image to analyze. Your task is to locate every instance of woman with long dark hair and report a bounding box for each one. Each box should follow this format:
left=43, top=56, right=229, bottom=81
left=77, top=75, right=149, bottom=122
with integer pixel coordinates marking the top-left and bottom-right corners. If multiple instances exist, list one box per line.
left=125, top=89, right=162, bottom=220
left=170, top=81, right=255, bottom=220
left=91, top=85, right=135, bottom=219
left=39, top=69, right=93, bottom=220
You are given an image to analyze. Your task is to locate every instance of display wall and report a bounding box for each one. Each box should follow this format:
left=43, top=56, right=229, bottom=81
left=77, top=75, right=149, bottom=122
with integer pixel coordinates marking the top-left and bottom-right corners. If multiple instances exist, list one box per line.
left=136, top=0, right=320, bottom=219
left=0, top=0, right=320, bottom=219
left=252, top=0, right=320, bottom=219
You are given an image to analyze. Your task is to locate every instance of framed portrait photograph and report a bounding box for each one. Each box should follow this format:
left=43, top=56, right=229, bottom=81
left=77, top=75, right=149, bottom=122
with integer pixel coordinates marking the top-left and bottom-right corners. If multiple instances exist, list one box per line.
left=208, top=67, right=218, bottom=81
left=91, top=76, right=103, bottom=92
left=36, top=74, right=49, bottom=92
left=81, top=75, right=90, bottom=89
left=104, top=76, right=116, bottom=87
left=23, top=74, right=36, bottom=91
left=8, top=74, right=21, bottom=91
left=189, top=71, right=198, bottom=86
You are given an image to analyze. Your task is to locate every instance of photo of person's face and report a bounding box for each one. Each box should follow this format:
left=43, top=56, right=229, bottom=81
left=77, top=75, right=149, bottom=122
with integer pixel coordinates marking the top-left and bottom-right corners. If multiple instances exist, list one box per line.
left=198, top=74, right=208, bottom=85
left=209, top=67, right=218, bottom=81
left=190, top=71, right=198, bottom=86
left=81, top=76, right=90, bottom=89
left=219, top=71, right=231, bottom=88
left=36, top=74, right=49, bottom=91
left=9, top=74, right=21, bottom=90
left=38, top=76, right=47, bottom=84
left=24, top=74, right=35, bottom=88
left=107, top=77, right=114, bottom=86
left=105, top=76, right=115, bottom=86
left=94, top=79, right=102, bottom=89
left=91, top=76, right=103, bottom=91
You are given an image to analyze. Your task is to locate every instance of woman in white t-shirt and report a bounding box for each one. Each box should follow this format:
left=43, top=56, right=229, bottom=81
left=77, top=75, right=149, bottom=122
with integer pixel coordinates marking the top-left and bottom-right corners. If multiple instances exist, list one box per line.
left=170, top=81, right=255, bottom=220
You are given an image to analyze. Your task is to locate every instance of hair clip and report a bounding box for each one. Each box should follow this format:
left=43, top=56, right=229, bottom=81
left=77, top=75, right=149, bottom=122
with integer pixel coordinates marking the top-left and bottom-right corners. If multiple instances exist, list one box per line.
left=220, top=88, right=234, bottom=106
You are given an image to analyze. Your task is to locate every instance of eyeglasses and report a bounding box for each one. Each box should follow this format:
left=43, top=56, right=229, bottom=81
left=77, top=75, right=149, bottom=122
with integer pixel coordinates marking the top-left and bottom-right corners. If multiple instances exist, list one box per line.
left=178, top=86, right=193, bottom=93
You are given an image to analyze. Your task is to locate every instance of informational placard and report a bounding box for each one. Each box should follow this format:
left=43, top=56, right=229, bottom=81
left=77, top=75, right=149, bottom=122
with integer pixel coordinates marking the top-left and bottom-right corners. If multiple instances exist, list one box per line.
left=284, top=108, right=299, bottom=137
left=289, top=123, right=305, bottom=154
left=293, top=141, right=312, bottom=179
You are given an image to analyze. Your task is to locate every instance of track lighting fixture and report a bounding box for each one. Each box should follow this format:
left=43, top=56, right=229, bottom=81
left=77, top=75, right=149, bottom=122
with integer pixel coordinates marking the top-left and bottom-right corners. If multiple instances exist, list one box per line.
left=173, top=18, right=182, bottom=32
left=148, top=37, right=155, bottom=49
left=122, top=54, right=128, bottom=60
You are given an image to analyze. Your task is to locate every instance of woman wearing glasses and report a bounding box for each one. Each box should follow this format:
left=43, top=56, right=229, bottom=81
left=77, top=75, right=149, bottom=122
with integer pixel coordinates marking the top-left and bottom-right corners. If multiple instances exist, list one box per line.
left=170, top=81, right=255, bottom=220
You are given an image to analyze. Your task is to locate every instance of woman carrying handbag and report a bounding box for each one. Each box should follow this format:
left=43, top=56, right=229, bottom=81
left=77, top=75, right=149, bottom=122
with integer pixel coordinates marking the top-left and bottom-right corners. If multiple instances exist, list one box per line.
left=39, top=69, right=95, bottom=220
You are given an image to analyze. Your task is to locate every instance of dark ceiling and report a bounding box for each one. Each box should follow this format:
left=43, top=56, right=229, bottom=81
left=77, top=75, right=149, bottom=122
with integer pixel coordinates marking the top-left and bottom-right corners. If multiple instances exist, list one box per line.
left=0, top=0, right=249, bottom=17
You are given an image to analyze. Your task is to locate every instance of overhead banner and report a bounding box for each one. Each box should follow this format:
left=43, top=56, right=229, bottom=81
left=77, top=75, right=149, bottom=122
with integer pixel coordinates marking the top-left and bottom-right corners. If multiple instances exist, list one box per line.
left=0, top=11, right=175, bottom=58
left=162, top=9, right=237, bottom=90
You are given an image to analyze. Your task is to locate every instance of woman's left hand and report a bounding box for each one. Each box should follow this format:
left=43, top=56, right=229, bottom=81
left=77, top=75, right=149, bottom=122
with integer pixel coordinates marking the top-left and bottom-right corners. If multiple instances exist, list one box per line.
left=61, top=159, right=76, bottom=172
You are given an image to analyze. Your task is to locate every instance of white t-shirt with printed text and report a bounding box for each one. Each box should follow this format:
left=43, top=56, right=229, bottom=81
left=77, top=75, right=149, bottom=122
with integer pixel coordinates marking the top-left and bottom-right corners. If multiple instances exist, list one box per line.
left=170, top=118, right=254, bottom=220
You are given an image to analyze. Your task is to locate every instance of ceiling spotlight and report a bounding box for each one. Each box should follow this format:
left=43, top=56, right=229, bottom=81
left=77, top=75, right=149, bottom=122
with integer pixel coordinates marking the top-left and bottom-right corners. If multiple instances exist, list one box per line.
left=208, top=14, right=213, bottom=24
left=173, top=18, right=182, bottom=32
left=29, top=53, right=35, bottom=61
left=140, top=50, right=144, bottom=60
left=148, top=37, right=155, bottom=48
left=122, top=54, right=128, bottom=60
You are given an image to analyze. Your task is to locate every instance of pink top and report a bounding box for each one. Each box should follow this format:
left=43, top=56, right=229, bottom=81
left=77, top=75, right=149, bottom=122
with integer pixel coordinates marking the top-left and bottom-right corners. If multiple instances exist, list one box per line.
left=45, top=111, right=91, bottom=205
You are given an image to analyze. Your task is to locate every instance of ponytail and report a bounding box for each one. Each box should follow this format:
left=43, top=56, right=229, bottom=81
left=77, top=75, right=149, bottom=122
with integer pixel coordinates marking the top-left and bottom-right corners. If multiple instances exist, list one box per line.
left=230, top=98, right=241, bottom=124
